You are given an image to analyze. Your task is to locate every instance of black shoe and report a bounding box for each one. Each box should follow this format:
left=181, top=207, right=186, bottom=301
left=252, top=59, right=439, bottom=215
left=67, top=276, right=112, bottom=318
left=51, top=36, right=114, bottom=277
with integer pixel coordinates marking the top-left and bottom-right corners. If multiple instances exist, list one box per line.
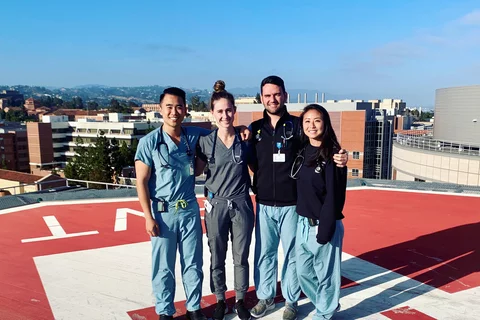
left=212, top=300, right=227, bottom=320
left=158, top=315, right=173, bottom=320
left=235, top=299, right=251, bottom=320
left=186, top=309, right=207, bottom=320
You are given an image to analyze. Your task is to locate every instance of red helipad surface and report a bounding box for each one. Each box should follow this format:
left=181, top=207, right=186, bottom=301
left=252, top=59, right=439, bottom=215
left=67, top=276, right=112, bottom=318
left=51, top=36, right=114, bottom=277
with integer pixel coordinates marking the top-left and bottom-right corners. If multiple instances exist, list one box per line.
left=0, top=188, right=479, bottom=320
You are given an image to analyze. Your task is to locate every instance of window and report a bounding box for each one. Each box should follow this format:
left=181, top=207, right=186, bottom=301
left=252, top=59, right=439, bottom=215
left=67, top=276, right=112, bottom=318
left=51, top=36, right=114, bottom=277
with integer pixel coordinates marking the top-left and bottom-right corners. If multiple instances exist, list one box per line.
left=353, top=151, right=360, bottom=159
left=352, top=169, right=359, bottom=177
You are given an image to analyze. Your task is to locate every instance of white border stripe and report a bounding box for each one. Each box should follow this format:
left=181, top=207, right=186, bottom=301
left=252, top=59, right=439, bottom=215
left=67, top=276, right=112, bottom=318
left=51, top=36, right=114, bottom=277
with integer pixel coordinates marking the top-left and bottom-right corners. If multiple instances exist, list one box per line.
left=1, top=187, right=479, bottom=217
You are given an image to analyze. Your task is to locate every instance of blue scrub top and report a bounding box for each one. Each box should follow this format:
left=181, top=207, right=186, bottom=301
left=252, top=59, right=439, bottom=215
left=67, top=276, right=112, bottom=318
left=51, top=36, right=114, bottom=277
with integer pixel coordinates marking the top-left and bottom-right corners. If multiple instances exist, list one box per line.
left=135, top=126, right=210, bottom=203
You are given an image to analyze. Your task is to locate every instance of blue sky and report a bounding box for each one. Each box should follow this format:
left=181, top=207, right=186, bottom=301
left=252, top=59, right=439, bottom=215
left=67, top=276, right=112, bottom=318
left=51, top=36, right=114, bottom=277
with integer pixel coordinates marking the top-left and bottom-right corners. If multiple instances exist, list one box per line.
left=1, top=0, right=480, bottom=106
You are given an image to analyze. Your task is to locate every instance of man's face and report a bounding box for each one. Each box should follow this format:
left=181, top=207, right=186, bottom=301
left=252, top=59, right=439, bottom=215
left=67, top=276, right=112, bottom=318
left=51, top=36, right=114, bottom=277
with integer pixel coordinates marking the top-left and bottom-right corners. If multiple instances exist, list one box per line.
left=159, top=94, right=186, bottom=129
left=261, top=84, right=287, bottom=116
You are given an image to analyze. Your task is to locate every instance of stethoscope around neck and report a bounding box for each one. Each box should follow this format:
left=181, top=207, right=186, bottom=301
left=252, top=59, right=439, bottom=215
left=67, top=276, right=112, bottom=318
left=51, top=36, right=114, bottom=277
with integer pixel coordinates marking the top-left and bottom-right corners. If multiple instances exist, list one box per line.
left=289, top=146, right=324, bottom=179
left=256, top=120, right=294, bottom=147
left=208, top=129, right=243, bottom=165
left=156, top=125, right=193, bottom=168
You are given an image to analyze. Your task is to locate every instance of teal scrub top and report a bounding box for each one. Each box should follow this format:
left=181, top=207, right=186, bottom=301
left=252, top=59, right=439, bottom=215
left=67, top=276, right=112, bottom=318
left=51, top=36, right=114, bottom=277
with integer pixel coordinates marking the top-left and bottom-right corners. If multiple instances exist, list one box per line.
left=135, top=126, right=210, bottom=203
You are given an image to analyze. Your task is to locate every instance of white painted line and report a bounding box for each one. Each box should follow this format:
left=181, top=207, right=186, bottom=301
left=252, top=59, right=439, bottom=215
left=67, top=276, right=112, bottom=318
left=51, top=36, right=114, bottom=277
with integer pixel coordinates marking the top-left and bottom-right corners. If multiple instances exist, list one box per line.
left=43, top=216, right=67, bottom=236
left=21, top=215, right=99, bottom=243
left=21, top=231, right=99, bottom=243
left=114, top=208, right=144, bottom=232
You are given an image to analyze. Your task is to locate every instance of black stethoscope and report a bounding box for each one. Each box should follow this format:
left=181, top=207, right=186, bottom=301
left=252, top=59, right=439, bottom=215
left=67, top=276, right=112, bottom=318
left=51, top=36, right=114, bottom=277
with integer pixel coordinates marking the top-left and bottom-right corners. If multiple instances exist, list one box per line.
left=208, top=129, right=243, bottom=165
left=289, top=146, right=324, bottom=179
left=256, top=120, right=294, bottom=148
left=156, top=125, right=193, bottom=168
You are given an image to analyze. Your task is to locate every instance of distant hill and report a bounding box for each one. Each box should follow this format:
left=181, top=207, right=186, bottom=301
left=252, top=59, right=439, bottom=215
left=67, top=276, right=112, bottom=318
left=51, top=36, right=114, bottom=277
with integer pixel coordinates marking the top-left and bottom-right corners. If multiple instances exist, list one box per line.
left=0, top=84, right=379, bottom=105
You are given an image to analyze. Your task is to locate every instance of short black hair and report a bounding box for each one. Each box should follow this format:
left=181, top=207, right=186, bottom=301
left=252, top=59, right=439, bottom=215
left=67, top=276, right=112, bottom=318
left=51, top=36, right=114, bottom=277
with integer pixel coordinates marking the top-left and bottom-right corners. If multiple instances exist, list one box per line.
left=260, top=75, right=286, bottom=94
left=159, top=87, right=186, bottom=105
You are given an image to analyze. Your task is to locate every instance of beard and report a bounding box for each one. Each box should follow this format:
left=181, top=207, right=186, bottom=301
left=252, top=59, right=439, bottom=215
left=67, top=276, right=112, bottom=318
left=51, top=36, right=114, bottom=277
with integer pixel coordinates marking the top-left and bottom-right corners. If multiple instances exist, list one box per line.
left=265, top=104, right=286, bottom=116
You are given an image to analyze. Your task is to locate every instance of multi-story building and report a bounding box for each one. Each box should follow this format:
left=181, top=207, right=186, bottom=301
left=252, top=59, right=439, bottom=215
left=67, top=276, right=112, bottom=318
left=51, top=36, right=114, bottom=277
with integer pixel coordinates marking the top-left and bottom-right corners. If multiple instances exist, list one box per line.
left=369, top=99, right=406, bottom=116
left=0, top=122, right=29, bottom=172
left=24, top=98, right=41, bottom=111
left=233, top=100, right=395, bottom=179
left=142, top=104, right=161, bottom=112
left=26, top=114, right=212, bottom=175
left=392, top=85, right=480, bottom=186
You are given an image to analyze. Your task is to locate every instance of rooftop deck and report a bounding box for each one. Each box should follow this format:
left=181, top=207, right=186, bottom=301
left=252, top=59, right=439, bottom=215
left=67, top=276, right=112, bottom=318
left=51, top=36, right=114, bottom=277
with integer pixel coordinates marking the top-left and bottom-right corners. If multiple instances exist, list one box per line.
left=0, top=186, right=479, bottom=319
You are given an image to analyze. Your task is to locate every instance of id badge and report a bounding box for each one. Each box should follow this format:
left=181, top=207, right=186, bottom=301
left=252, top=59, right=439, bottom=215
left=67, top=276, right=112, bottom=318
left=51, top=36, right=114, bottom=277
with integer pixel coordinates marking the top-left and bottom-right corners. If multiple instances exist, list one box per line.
left=273, top=153, right=286, bottom=162
left=204, top=200, right=213, bottom=213
left=189, top=162, right=194, bottom=176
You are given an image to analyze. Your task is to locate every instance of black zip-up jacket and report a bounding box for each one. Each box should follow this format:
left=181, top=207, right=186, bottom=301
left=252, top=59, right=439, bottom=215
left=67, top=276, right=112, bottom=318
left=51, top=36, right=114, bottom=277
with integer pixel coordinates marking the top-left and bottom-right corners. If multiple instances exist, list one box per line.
left=248, top=109, right=302, bottom=207
left=296, top=144, right=347, bottom=244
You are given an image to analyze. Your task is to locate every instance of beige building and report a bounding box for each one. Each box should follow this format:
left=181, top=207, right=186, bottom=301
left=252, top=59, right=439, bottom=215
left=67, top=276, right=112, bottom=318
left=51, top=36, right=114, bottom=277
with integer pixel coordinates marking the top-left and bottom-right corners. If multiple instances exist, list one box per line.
left=392, top=130, right=480, bottom=186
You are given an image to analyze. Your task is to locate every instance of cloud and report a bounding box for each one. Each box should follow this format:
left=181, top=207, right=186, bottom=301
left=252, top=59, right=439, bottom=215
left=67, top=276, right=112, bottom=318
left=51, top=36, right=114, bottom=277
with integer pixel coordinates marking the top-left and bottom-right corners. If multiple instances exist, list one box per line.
left=338, top=8, right=480, bottom=75
left=457, top=9, right=480, bottom=25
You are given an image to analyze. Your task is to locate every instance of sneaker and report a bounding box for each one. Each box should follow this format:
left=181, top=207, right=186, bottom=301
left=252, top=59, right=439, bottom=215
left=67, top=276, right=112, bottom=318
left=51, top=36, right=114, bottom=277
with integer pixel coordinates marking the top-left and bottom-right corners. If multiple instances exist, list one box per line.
left=251, top=298, right=275, bottom=318
left=335, top=304, right=341, bottom=313
left=186, top=309, right=207, bottom=320
left=212, top=300, right=227, bottom=320
left=158, top=315, right=173, bottom=320
left=235, top=299, right=251, bottom=320
left=283, top=303, right=297, bottom=320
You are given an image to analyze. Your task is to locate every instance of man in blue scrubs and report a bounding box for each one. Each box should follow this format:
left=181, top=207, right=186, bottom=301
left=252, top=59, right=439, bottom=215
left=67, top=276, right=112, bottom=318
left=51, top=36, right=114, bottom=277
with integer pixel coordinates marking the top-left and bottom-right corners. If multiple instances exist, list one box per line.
left=135, top=87, right=209, bottom=320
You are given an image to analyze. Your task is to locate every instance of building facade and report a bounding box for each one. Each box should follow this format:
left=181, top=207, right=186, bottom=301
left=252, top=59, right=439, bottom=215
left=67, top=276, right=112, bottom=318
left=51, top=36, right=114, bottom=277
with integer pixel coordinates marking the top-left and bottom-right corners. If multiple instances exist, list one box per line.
left=233, top=100, right=394, bottom=179
left=27, top=114, right=212, bottom=175
left=0, top=122, right=29, bottom=172
left=392, top=85, right=480, bottom=186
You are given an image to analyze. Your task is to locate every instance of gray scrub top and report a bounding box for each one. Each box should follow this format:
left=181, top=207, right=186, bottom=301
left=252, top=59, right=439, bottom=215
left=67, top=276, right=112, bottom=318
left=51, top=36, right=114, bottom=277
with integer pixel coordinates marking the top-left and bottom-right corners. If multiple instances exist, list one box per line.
left=197, top=130, right=250, bottom=198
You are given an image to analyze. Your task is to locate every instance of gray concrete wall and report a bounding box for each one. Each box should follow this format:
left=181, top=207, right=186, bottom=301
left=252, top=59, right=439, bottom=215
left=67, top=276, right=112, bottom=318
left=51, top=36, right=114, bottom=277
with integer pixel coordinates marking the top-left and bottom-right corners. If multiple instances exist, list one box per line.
left=434, top=86, right=480, bottom=144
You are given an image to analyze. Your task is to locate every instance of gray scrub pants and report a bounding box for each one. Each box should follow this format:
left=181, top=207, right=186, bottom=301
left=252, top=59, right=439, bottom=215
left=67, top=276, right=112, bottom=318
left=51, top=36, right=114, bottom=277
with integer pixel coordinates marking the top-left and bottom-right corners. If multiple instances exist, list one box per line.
left=204, top=193, right=254, bottom=301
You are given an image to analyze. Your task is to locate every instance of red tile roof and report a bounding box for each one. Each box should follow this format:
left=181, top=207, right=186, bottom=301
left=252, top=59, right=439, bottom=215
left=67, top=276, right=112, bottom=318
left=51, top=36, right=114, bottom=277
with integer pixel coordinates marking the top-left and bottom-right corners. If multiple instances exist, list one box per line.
left=0, top=169, right=43, bottom=184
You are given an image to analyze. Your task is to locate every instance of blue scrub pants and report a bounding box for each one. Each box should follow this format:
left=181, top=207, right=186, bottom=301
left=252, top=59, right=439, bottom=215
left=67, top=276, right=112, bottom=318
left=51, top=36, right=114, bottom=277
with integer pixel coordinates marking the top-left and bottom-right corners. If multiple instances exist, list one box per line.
left=151, top=201, right=203, bottom=316
left=254, top=204, right=301, bottom=304
left=296, top=217, right=344, bottom=320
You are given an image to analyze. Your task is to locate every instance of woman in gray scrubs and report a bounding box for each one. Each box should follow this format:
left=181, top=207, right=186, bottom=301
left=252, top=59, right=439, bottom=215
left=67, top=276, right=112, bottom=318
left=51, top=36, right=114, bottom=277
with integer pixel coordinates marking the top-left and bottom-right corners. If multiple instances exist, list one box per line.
left=195, top=80, right=254, bottom=320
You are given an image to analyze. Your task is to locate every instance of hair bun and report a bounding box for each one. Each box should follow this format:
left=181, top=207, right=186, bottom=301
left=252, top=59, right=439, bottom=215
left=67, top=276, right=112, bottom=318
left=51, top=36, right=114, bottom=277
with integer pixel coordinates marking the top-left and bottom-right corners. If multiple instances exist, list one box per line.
left=213, top=80, right=226, bottom=93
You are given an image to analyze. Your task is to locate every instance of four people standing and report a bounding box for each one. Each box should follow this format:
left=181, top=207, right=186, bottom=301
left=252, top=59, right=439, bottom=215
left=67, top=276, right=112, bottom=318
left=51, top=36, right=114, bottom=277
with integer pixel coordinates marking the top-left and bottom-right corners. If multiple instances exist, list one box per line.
left=136, top=77, right=348, bottom=320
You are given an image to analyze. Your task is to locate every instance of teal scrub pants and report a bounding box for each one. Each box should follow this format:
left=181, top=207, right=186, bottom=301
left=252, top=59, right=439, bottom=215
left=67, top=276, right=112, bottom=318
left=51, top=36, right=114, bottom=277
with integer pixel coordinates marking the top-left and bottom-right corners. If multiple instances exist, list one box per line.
left=296, top=216, right=344, bottom=320
left=253, top=204, right=301, bottom=304
left=151, top=201, right=203, bottom=316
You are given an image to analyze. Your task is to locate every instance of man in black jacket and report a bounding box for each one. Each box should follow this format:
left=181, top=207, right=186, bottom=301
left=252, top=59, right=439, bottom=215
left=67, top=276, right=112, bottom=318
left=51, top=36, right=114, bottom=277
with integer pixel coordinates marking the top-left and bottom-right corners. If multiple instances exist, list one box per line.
left=249, top=76, right=348, bottom=320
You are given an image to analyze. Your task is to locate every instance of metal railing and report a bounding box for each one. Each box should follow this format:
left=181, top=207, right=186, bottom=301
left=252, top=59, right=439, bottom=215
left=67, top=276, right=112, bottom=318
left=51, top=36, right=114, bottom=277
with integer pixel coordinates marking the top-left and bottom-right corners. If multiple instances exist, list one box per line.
left=396, top=131, right=480, bottom=156
left=0, top=178, right=136, bottom=196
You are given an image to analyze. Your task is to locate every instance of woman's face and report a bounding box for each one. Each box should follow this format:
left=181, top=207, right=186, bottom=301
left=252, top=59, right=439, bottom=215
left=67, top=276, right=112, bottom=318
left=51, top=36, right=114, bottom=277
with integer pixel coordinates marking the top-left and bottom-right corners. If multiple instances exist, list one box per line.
left=302, top=109, right=325, bottom=141
left=211, top=98, right=235, bottom=129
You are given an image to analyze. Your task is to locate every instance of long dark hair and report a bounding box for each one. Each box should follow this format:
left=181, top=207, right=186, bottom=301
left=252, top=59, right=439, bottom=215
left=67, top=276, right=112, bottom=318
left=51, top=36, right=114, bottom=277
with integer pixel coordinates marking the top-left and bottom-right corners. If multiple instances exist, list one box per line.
left=300, top=104, right=341, bottom=165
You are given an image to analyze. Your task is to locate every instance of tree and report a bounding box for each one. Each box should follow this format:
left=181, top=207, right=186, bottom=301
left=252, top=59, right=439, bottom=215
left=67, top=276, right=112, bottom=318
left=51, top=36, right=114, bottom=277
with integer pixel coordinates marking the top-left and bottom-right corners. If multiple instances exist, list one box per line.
left=109, top=98, right=122, bottom=112
left=87, top=101, right=99, bottom=110
left=128, top=101, right=140, bottom=109
left=64, top=135, right=138, bottom=187
left=72, top=96, right=84, bottom=109
left=254, top=93, right=261, bottom=104
left=110, top=138, right=124, bottom=182
left=189, top=95, right=209, bottom=112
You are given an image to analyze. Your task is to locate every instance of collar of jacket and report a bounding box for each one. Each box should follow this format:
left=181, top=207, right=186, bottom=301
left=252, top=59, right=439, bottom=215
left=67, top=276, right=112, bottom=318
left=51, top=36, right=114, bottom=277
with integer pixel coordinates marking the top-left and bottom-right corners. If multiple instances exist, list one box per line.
left=262, top=106, right=292, bottom=130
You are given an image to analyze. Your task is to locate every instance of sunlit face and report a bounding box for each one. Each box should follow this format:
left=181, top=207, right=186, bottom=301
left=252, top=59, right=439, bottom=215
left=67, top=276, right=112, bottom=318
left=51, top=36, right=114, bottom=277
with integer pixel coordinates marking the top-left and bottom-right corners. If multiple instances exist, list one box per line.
left=261, top=84, right=287, bottom=116
left=159, top=94, right=186, bottom=129
left=211, top=98, right=235, bottom=129
left=302, top=109, right=325, bottom=142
